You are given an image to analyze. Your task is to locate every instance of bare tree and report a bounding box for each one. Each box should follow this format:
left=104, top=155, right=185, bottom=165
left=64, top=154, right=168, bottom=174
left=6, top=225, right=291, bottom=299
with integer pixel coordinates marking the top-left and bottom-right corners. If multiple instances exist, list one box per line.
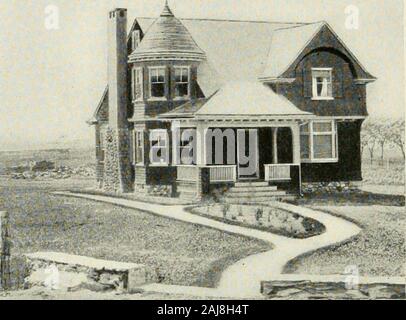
left=388, top=119, right=405, bottom=160
left=374, top=119, right=391, bottom=161
left=362, top=119, right=378, bottom=164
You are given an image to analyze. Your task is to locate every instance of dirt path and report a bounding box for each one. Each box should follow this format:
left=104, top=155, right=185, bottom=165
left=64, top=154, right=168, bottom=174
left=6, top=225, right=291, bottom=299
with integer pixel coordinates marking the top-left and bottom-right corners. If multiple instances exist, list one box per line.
left=52, top=192, right=362, bottom=298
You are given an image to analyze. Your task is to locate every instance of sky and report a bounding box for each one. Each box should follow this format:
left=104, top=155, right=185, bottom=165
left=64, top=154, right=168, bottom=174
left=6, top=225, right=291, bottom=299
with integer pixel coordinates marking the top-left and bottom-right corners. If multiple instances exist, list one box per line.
left=0, top=0, right=404, bottom=150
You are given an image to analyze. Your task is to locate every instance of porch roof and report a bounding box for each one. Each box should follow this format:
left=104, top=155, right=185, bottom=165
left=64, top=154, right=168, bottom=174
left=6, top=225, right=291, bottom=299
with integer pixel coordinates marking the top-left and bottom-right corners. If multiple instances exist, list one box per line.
left=159, top=82, right=313, bottom=121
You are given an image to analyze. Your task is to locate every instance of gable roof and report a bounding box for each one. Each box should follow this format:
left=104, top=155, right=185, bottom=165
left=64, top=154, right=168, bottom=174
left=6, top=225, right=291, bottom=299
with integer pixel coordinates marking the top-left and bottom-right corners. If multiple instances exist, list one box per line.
left=259, top=22, right=324, bottom=81
left=259, top=21, right=376, bottom=81
left=93, top=12, right=375, bottom=122
left=136, top=17, right=306, bottom=83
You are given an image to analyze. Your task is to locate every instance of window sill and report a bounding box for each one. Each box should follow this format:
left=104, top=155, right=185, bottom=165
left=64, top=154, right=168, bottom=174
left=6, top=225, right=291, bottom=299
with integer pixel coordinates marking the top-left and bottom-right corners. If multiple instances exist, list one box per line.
left=148, top=97, right=167, bottom=102
left=311, top=97, right=335, bottom=101
left=173, top=96, right=190, bottom=101
left=135, top=163, right=145, bottom=167
left=149, top=163, right=170, bottom=167
left=301, top=159, right=339, bottom=164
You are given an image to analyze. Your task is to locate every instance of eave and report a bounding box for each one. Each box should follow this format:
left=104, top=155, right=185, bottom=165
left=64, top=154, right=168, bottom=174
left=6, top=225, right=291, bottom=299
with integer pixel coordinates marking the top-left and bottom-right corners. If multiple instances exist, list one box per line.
left=258, top=77, right=296, bottom=84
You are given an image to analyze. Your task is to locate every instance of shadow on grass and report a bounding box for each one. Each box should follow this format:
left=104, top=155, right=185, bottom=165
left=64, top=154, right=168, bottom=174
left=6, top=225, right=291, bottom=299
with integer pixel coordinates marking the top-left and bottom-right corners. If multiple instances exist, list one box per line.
left=291, top=191, right=405, bottom=207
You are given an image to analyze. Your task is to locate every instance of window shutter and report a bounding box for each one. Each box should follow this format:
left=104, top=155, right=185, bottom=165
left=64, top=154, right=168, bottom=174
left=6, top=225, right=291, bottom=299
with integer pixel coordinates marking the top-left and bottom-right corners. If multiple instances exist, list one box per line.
left=131, top=68, right=135, bottom=101
left=303, top=68, right=312, bottom=98
left=333, top=66, right=344, bottom=98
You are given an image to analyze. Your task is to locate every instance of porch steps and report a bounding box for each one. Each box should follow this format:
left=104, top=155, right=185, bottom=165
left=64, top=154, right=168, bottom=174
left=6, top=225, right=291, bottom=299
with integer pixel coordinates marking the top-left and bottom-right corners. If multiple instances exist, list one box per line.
left=222, top=181, right=296, bottom=204
left=234, top=181, right=270, bottom=188
left=176, top=181, right=198, bottom=201
left=228, top=186, right=278, bottom=193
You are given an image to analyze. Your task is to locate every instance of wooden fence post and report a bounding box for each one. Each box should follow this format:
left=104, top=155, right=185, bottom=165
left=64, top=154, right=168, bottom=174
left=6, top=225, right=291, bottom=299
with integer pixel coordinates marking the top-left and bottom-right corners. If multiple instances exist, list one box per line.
left=0, top=211, right=11, bottom=291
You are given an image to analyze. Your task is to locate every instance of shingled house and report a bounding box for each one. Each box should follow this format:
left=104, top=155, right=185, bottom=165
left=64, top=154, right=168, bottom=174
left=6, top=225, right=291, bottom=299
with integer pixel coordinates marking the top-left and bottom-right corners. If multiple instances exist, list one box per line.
left=89, top=2, right=376, bottom=202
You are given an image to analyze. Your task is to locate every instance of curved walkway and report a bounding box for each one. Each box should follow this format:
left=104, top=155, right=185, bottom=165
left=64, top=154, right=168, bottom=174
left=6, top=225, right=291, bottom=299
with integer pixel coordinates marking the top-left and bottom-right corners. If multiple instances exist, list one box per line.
left=53, top=192, right=361, bottom=298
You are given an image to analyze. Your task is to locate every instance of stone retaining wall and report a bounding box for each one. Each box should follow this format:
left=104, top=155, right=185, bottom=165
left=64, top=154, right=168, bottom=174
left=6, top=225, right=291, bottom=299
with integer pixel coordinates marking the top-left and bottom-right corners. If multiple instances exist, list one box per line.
left=25, top=252, right=156, bottom=293
left=261, top=275, right=405, bottom=300
left=302, top=181, right=361, bottom=194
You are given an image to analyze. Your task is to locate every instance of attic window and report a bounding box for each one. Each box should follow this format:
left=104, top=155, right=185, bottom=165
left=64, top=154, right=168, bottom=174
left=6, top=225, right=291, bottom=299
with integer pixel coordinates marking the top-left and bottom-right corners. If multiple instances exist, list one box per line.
left=174, top=67, right=190, bottom=99
left=132, top=30, right=141, bottom=51
left=312, top=68, right=333, bottom=100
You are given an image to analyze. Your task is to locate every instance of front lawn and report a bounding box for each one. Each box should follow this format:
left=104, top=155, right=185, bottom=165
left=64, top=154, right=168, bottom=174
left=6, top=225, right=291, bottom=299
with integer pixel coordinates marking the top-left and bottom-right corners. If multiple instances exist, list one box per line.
left=285, top=205, right=405, bottom=277
left=0, top=178, right=271, bottom=290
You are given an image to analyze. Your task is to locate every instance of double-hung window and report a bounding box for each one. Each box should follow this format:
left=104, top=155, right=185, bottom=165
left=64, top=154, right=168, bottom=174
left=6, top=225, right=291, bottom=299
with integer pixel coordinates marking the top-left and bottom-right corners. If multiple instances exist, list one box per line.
left=312, top=68, right=333, bottom=100
left=300, top=120, right=338, bottom=162
left=149, top=67, right=166, bottom=99
left=150, top=130, right=169, bottom=165
left=174, top=67, right=190, bottom=99
left=132, top=67, right=143, bottom=101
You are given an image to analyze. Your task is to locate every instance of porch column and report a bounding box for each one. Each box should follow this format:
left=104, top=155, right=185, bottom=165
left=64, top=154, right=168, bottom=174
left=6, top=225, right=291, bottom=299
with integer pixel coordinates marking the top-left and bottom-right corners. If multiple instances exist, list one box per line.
left=196, top=122, right=208, bottom=166
left=171, top=122, right=180, bottom=166
left=271, top=128, right=279, bottom=164
left=291, top=123, right=301, bottom=164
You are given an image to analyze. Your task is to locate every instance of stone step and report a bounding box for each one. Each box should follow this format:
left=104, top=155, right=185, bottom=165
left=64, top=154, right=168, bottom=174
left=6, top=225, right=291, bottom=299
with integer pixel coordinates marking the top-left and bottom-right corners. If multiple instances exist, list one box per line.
left=226, top=190, right=287, bottom=199
left=228, top=186, right=278, bottom=193
left=223, top=195, right=297, bottom=204
left=234, top=181, right=269, bottom=188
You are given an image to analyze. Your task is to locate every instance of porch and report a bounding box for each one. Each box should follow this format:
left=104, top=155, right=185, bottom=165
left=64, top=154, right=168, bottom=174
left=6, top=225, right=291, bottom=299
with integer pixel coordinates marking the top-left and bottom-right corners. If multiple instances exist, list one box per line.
left=173, top=122, right=303, bottom=200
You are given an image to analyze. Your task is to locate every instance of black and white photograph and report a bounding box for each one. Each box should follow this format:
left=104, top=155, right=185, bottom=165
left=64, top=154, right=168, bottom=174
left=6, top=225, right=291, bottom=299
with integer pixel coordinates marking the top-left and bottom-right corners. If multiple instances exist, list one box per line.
left=0, top=0, right=404, bottom=303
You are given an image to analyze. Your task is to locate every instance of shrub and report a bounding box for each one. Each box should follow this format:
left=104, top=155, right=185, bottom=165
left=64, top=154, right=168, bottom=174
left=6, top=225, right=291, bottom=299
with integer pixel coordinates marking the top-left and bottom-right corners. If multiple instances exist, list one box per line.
left=255, top=208, right=264, bottom=222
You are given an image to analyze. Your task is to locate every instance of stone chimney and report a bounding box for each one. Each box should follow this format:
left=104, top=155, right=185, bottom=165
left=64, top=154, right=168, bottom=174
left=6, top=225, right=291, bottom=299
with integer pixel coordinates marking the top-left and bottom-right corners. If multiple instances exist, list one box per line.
left=108, top=8, right=128, bottom=128
left=103, top=8, right=132, bottom=193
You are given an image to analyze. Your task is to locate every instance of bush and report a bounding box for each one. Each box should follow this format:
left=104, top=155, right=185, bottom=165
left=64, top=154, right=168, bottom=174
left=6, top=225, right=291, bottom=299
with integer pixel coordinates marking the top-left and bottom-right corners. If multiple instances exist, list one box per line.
left=255, top=208, right=264, bottom=222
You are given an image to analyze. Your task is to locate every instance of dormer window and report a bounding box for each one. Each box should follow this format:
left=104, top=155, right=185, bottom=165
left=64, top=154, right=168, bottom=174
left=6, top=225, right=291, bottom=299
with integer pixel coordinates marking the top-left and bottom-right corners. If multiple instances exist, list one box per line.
left=131, top=30, right=141, bottom=51
left=149, top=67, right=166, bottom=99
left=312, top=68, right=333, bottom=100
left=174, top=66, right=190, bottom=99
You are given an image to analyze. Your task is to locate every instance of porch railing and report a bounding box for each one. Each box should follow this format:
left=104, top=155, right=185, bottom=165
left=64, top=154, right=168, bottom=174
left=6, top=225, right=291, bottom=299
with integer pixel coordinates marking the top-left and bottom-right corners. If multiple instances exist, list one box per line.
left=264, top=164, right=292, bottom=182
left=177, top=166, right=198, bottom=182
left=207, top=165, right=237, bottom=183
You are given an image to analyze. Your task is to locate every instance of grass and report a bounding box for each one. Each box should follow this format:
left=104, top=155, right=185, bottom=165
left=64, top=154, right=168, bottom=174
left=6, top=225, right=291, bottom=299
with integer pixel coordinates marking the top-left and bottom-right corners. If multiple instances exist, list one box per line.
left=70, top=188, right=195, bottom=206
left=284, top=205, right=405, bottom=277
left=0, top=178, right=271, bottom=290
left=292, top=191, right=405, bottom=207
left=362, top=161, right=404, bottom=186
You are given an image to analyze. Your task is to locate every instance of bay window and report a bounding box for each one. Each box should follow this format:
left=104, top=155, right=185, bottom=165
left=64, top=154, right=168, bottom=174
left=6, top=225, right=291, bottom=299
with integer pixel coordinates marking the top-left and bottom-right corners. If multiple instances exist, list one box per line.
left=174, top=67, right=190, bottom=98
left=312, top=68, right=333, bottom=100
left=149, top=67, right=166, bottom=99
left=300, top=120, right=338, bottom=162
left=150, top=130, right=169, bottom=165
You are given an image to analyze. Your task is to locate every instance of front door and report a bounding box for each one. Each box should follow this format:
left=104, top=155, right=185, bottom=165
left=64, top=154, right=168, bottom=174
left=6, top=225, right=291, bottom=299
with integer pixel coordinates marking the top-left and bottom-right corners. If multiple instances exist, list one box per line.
left=237, top=129, right=259, bottom=179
